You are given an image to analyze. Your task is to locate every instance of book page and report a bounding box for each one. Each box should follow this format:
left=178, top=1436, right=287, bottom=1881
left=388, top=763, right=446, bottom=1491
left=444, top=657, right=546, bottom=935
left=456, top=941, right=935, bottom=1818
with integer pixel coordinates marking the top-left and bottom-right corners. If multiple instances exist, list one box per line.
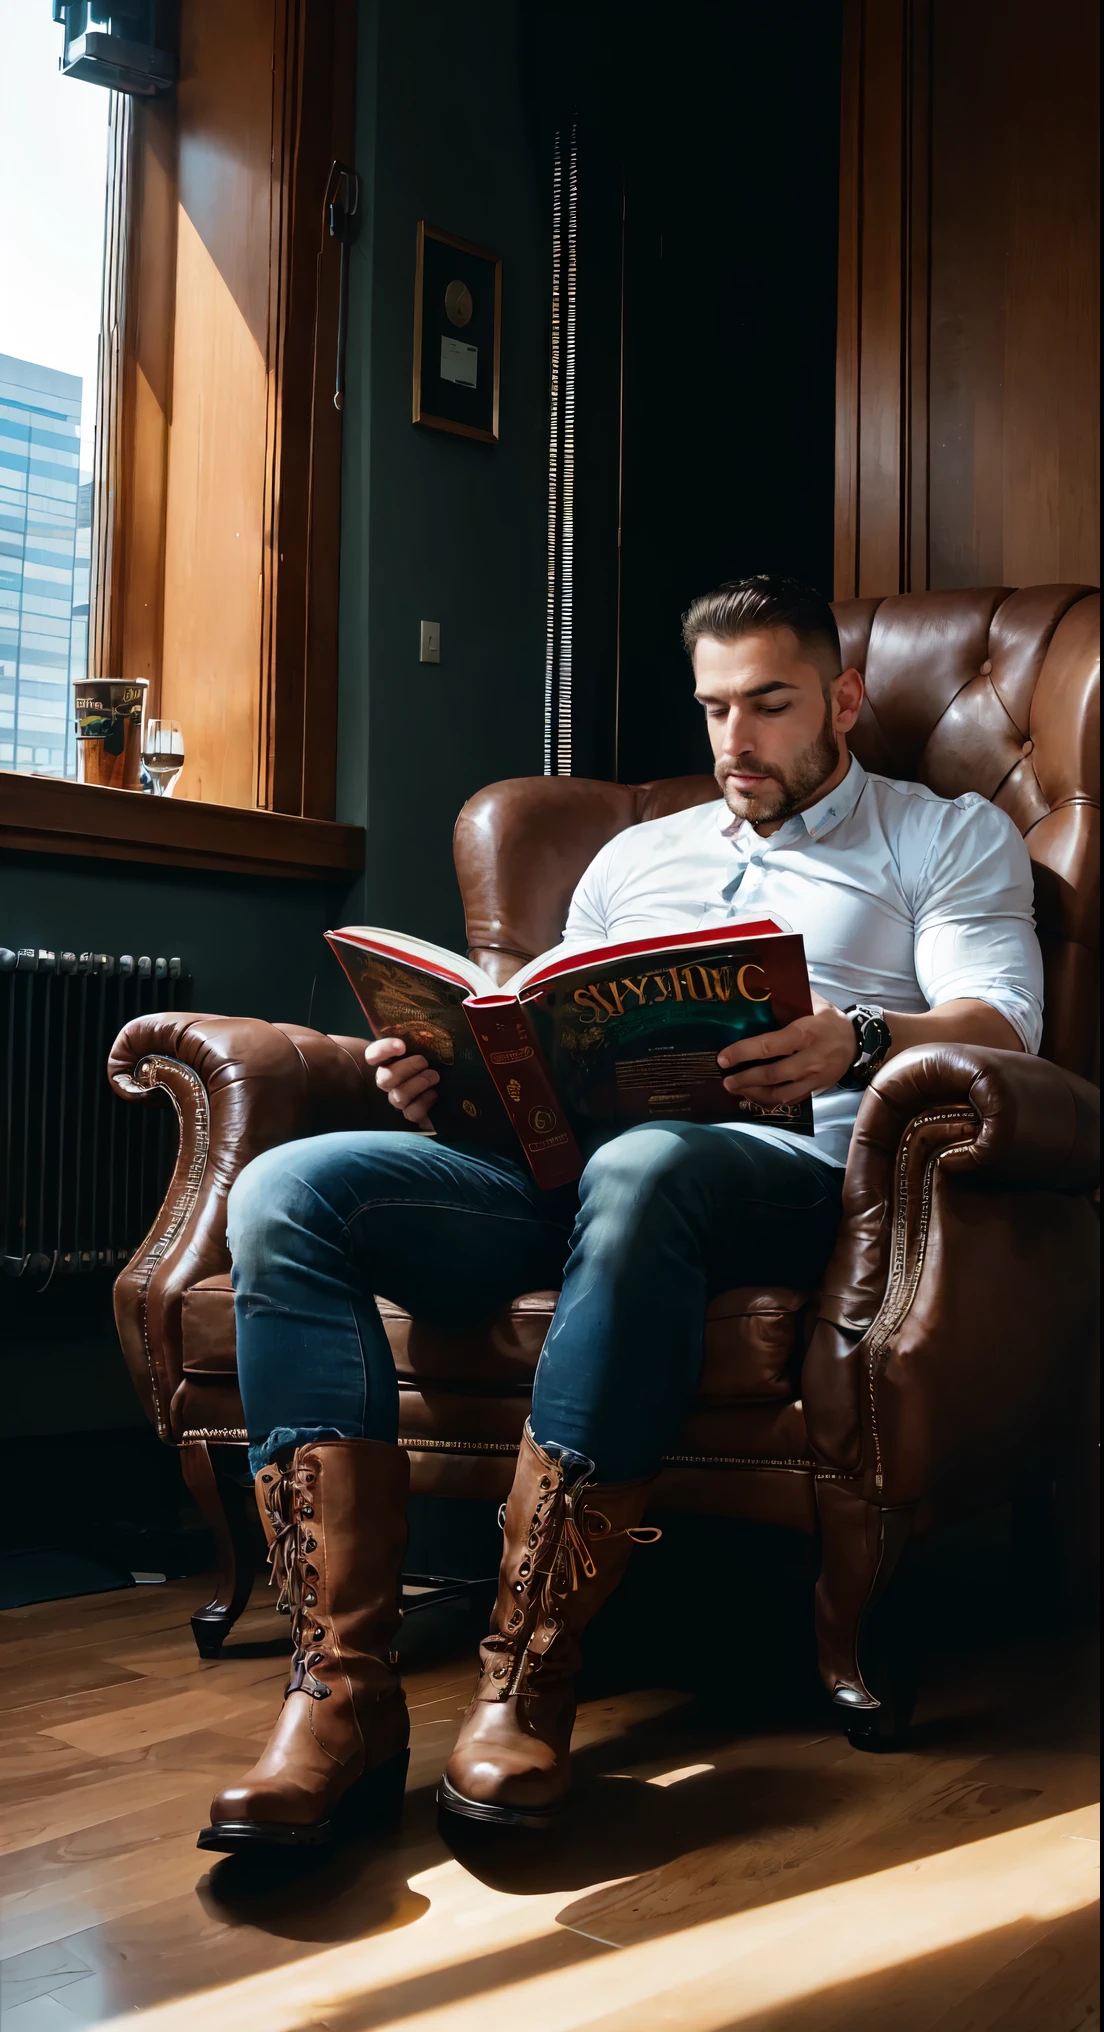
left=503, top=918, right=786, bottom=997
left=329, top=927, right=495, bottom=995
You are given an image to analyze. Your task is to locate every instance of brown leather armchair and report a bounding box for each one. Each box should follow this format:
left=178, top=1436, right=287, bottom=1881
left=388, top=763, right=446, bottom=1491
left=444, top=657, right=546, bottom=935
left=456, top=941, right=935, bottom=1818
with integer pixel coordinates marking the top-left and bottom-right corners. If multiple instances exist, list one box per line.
left=109, top=585, right=1100, bottom=1739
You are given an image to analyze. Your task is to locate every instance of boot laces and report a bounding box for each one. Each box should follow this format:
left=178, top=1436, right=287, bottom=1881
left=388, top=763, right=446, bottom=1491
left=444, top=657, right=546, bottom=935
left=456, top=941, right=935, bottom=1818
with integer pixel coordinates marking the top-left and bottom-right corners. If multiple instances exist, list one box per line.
left=261, top=1464, right=329, bottom=1702
left=508, top=1466, right=661, bottom=1687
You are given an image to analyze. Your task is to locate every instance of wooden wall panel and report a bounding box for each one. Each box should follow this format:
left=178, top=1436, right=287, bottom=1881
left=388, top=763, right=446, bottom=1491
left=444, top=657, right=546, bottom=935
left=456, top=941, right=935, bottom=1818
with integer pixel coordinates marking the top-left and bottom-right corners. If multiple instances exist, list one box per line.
left=836, top=0, right=1099, bottom=597
left=928, top=0, right=1100, bottom=589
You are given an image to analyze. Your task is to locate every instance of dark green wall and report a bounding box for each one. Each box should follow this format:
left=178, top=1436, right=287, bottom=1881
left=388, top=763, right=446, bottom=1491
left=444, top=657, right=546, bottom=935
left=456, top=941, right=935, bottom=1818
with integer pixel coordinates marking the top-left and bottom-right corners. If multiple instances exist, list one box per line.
left=337, top=0, right=551, bottom=954
left=0, top=851, right=363, bottom=1032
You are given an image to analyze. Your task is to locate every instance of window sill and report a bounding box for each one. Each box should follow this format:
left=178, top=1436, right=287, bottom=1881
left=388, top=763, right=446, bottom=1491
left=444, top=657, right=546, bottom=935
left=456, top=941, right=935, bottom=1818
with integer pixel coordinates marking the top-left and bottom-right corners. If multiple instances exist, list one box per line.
left=0, top=772, right=364, bottom=881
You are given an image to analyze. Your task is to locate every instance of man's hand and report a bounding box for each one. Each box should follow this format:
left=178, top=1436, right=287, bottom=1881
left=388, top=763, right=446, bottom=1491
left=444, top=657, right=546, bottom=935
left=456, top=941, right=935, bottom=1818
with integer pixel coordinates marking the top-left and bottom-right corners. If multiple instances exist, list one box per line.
left=365, top=1036, right=440, bottom=1124
left=718, top=991, right=856, bottom=1106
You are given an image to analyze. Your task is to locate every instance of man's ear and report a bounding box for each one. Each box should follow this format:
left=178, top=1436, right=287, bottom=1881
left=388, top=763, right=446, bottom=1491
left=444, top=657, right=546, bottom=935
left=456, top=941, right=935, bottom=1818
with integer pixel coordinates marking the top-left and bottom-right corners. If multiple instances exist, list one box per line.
left=832, top=665, right=864, bottom=735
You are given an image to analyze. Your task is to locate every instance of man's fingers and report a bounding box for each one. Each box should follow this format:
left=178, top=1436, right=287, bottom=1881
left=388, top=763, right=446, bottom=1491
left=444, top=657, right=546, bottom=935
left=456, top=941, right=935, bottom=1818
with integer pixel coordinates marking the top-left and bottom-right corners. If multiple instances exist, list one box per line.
left=365, top=1035, right=408, bottom=1066
left=400, top=1090, right=437, bottom=1123
left=386, top=1068, right=438, bottom=1108
left=376, top=1053, right=430, bottom=1091
left=723, top=1048, right=812, bottom=1092
left=717, top=1020, right=805, bottom=1070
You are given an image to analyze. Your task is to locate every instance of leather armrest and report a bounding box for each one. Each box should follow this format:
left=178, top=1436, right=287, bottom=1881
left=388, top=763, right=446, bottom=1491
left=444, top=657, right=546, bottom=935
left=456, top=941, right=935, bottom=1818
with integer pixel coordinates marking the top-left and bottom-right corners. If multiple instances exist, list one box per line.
left=805, top=1047, right=1100, bottom=1485
left=107, top=1015, right=383, bottom=1438
left=854, top=1044, right=1099, bottom=1195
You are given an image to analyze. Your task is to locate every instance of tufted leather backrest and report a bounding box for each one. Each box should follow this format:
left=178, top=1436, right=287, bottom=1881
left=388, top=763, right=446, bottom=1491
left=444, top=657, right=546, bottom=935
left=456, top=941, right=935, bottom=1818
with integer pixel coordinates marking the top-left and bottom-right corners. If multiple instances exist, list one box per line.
left=454, top=586, right=1099, bottom=1078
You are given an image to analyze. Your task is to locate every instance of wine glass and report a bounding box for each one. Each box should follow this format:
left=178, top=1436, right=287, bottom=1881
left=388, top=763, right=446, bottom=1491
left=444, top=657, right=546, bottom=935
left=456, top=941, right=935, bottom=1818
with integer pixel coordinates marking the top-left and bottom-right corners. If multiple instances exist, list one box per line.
left=140, top=718, right=185, bottom=797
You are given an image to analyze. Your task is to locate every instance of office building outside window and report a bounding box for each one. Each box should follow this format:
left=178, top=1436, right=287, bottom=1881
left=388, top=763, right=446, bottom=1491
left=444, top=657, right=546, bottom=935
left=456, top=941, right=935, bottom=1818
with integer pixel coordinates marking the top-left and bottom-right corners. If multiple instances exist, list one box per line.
left=0, top=354, right=90, bottom=776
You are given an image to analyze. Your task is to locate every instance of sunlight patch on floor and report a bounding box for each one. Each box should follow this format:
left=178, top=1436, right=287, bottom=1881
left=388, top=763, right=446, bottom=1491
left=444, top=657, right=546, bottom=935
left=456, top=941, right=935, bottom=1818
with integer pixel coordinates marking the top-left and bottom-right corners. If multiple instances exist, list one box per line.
left=89, top=1802, right=1099, bottom=2032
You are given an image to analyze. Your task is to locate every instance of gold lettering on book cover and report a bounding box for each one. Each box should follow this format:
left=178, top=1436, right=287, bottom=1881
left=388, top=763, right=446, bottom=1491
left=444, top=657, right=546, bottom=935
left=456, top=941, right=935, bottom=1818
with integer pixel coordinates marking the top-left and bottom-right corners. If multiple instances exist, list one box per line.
left=571, top=960, right=769, bottom=1025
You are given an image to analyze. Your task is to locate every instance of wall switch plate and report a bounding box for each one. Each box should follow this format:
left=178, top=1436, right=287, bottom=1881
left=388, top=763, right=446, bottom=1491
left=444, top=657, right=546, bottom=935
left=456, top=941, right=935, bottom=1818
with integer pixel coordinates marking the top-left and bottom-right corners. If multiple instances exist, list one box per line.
left=419, top=619, right=441, bottom=664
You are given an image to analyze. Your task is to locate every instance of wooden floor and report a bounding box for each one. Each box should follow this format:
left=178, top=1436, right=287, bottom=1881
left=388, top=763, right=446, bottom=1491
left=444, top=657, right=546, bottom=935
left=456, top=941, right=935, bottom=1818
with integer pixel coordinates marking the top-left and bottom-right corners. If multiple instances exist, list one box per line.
left=0, top=1568, right=1098, bottom=2032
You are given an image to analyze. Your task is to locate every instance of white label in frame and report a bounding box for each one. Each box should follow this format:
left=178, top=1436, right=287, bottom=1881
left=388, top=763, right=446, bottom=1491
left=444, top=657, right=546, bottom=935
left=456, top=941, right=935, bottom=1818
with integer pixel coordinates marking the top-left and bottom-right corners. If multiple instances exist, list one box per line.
left=440, top=336, right=478, bottom=388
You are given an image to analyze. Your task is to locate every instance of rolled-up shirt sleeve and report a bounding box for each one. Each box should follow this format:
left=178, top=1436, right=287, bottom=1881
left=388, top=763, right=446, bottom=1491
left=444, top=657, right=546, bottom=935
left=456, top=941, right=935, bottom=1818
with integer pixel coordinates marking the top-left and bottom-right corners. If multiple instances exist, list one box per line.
left=911, top=795, right=1044, bottom=1053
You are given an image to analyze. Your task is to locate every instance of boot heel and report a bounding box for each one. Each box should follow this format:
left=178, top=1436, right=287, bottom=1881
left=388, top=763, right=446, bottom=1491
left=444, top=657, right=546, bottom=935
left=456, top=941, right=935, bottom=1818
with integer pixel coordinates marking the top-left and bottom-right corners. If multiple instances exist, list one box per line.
left=340, top=1748, right=410, bottom=1831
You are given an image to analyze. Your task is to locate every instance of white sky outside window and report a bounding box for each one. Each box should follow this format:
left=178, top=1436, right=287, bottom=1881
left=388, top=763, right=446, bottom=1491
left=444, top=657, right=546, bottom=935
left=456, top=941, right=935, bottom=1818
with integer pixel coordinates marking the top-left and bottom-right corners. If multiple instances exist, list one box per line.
left=0, top=2, right=108, bottom=474
left=0, top=4, right=108, bottom=775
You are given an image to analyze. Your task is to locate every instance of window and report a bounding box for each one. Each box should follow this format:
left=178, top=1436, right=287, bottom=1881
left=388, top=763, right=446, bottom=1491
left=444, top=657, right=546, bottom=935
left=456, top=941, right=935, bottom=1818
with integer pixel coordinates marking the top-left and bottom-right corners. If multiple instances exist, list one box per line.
left=0, top=3, right=108, bottom=779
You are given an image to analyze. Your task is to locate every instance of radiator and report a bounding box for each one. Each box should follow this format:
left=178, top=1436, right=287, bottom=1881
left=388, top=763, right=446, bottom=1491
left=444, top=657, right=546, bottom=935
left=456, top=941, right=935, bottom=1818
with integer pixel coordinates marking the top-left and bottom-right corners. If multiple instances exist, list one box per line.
left=0, top=949, right=191, bottom=1286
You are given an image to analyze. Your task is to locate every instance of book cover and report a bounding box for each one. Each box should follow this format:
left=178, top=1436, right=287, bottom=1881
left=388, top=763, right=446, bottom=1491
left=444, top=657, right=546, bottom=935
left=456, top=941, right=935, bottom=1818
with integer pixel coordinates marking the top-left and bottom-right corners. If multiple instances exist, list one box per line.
left=509, top=925, right=813, bottom=1154
left=325, top=933, right=517, bottom=1157
left=327, top=920, right=814, bottom=1188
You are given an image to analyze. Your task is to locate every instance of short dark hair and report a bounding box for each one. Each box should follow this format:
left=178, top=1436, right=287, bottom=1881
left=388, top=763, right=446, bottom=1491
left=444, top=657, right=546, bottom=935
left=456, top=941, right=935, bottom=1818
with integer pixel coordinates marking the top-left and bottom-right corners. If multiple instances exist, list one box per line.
left=681, top=573, right=841, bottom=675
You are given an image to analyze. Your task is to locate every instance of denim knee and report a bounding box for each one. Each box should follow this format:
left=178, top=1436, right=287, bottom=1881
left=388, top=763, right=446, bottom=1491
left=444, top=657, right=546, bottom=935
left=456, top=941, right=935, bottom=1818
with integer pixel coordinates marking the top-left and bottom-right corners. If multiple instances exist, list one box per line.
left=574, top=1124, right=707, bottom=1260
left=226, top=1141, right=328, bottom=1280
left=579, top=1124, right=701, bottom=1211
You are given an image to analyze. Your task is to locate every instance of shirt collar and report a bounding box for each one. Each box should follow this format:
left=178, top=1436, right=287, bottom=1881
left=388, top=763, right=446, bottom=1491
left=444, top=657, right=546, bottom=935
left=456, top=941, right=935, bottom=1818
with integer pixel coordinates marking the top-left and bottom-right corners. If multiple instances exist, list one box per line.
left=717, top=755, right=866, bottom=847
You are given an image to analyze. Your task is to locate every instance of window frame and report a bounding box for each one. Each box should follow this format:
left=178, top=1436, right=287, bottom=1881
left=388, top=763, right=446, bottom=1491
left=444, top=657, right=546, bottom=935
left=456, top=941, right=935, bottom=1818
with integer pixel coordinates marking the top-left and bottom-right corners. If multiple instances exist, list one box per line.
left=0, top=0, right=361, bottom=880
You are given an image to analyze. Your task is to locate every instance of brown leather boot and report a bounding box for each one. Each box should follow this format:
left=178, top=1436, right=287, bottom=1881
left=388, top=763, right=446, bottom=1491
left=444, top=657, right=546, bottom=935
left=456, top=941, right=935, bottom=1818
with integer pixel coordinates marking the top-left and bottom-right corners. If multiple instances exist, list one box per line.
left=439, top=1423, right=659, bottom=1828
left=199, top=1437, right=410, bottom=1851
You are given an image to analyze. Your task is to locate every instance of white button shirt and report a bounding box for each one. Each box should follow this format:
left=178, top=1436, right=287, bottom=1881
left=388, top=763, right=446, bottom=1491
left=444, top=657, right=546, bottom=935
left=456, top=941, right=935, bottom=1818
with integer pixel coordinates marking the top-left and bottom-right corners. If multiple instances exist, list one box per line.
left=557, top=757, right=1044, bottom=1168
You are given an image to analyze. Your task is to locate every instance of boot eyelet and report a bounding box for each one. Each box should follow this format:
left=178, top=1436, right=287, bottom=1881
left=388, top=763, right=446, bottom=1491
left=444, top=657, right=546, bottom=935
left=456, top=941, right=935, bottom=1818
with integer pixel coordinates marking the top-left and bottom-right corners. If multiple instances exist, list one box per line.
left=313, top=1626, right=325, bottom=1641
left=540, top=1477, right=550, bottom=1489
left=519, top=1559, right=530, bottom=1576
left=492, top=1666, right=507, bottom=1679
left=513, top=1581, right=525, bottom=1594
left=509, top=1610, right=523, bottom=1627
left=304, top=1590, right=316, bottom=1606
left=301, top=1503, right=314, bottom=1518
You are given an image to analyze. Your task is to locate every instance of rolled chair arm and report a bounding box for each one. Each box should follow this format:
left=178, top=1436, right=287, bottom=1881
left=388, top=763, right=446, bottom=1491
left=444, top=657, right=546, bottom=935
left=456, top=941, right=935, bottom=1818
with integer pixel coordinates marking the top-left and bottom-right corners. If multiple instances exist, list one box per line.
left=852, top=1044, right=1099, bottom=1195
left=108, top=1015, right=379, bottom=1439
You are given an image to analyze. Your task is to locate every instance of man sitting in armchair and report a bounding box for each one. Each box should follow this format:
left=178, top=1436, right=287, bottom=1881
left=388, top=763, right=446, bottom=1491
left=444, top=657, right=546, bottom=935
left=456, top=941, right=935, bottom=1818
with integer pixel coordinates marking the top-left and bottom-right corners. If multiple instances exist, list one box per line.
left=199, top=574, right=1043, bottom=1851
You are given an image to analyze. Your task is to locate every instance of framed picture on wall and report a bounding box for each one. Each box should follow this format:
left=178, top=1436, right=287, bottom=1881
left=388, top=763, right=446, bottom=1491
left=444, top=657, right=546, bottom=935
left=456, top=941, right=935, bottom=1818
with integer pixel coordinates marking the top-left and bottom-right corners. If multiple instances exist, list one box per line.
left=412, top=222, right=502, bottom=444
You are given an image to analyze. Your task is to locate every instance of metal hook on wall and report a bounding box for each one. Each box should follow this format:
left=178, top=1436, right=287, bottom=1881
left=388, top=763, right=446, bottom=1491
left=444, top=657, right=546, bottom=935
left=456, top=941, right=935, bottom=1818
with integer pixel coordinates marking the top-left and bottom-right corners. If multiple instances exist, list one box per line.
left=325, top=161, right=361, bottom=413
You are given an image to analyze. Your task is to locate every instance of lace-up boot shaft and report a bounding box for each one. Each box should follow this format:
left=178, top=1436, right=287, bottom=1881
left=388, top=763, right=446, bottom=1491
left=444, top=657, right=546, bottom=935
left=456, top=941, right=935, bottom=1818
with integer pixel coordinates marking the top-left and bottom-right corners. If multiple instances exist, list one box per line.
left=441, top=1424, right=658, bottom=1826
left=200, top=1438, right=410, bottom=1850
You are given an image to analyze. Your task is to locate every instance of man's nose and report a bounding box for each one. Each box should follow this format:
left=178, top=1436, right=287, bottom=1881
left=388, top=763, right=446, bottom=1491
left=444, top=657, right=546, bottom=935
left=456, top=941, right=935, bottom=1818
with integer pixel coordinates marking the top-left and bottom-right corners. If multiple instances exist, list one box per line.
left=723, top=706, right=755, bottom=752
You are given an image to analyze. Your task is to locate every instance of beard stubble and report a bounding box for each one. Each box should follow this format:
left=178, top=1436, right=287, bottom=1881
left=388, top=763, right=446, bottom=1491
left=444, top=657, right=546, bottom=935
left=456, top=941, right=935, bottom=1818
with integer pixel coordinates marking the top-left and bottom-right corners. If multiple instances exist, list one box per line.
left=715, top=696, right=841, bottom=826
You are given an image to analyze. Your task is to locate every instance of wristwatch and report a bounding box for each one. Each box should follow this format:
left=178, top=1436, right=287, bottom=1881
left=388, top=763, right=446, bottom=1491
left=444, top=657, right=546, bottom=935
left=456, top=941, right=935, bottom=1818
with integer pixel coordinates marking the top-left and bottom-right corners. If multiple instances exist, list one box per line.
left=838, top=1004, right=893, bottom=1090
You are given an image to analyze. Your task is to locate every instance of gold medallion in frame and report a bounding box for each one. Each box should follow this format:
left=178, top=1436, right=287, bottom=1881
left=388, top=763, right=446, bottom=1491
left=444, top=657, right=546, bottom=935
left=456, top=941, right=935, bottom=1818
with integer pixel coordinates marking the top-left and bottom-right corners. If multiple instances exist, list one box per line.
left=412, top=221, right=502, bottom=444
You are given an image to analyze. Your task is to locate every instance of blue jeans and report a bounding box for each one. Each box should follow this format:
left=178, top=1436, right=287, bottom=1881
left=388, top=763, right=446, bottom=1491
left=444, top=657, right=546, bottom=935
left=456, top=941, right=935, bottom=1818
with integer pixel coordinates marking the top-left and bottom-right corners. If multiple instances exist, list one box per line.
left=227, top=1125, right=843, bottom=1484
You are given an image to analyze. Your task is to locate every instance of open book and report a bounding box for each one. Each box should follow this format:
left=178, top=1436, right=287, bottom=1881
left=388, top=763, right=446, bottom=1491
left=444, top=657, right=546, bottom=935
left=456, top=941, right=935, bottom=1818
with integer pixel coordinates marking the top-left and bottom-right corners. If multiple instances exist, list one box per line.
left=326, top=921, right=813, bottom=1189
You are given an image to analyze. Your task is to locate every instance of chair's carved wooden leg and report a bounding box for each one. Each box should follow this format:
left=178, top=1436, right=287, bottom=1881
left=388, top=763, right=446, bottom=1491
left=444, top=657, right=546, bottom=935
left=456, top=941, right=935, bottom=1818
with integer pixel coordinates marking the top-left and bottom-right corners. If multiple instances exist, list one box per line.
left=815, top=1479, right=917, bottom=1750
left=180, top=1441, right=256, bottom=1658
